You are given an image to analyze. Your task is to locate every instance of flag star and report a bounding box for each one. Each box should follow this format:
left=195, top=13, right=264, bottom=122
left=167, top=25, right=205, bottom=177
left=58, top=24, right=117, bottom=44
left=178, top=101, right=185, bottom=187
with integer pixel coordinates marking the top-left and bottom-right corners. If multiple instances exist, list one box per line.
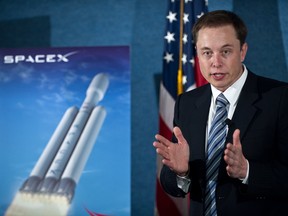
left=182, top=54, right=187, bottom=64
left=166, top=11, right=177, bottom=23
left=185, top=0, right=192, bottom=3
left=164, top=31, right=175, bottom=43
left=190, top=57, right=195, bottom=66
left=182, top=75, right=187, bottom=85
left=197, top=12, right=204, bottom=19
left=183, top=34, right=188, bottom=44
left=164, top=52, right=174, bottom=63
left=183, top=13, right=189, bottom=24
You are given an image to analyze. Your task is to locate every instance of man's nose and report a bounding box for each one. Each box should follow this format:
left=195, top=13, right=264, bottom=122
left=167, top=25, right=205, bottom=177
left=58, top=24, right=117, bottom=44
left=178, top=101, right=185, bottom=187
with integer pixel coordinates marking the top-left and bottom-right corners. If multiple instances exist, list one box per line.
left=211, top=54, right=222, bottom=68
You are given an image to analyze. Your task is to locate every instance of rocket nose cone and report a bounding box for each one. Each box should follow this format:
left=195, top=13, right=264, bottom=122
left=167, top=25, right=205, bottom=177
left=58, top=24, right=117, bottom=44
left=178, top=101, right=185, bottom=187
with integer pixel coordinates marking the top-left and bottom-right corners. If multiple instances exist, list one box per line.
left=87, top=73, right=109, bottom=101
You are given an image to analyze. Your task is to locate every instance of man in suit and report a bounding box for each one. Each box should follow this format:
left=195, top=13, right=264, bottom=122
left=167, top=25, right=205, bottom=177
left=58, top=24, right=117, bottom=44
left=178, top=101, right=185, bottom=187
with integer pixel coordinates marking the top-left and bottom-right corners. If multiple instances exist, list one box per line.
left=153, top=10, right=288, bottom=216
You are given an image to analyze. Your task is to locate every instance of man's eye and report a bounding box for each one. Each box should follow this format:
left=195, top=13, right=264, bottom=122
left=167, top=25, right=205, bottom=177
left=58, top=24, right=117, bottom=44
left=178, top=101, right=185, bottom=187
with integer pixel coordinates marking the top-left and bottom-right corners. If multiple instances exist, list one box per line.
left=203, top=51, right=212, bottom=56
left=222, top=50, right=231, bottom=56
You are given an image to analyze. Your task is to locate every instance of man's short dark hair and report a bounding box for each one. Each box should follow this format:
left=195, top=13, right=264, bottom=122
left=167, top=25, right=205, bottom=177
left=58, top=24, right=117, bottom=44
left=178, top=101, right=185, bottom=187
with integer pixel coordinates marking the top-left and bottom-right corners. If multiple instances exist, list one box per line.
left=192, top=10, right=248, bottom=47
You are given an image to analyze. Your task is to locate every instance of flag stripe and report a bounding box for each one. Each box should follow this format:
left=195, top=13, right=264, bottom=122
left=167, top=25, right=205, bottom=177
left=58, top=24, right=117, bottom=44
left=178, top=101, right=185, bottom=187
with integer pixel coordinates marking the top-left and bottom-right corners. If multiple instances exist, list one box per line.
left=159, top=82, right=175, bottom=132
left=155, top=177, right=181, bottom=216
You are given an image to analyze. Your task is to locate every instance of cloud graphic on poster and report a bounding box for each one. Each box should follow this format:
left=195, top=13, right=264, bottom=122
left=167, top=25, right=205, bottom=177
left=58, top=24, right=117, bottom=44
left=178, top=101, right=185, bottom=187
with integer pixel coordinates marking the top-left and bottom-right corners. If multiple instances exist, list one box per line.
left=82, top=169, right=100, bottom=174
left=0, top=63, right=35, bottom=83
left=63, top=71, right=78, bottom=85
left=118, top=91, right=130, bottom=105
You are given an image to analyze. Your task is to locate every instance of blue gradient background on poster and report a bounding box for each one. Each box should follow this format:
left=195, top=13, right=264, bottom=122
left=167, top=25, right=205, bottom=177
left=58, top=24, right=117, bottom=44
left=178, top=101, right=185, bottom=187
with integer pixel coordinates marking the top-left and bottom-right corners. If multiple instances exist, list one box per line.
left=0, top=46, right=130, bottom=216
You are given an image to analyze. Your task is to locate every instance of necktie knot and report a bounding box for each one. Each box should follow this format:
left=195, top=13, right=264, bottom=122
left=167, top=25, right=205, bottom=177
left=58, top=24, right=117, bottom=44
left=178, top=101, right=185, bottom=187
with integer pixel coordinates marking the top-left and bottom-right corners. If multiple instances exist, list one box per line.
left=216, top=93, right=229, bottom=108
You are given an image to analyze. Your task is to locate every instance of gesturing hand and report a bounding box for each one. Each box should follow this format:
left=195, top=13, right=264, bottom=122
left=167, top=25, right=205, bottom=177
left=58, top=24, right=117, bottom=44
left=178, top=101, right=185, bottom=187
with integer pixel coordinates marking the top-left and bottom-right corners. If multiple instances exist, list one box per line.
left=153, top=127, right=189, bottom=176
left=224, top=129, right=248, bottom=179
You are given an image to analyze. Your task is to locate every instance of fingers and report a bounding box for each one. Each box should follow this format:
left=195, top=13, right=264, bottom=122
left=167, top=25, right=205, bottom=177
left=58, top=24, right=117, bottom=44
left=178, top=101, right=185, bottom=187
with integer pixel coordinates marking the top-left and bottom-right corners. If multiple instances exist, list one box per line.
left=224, top=144, right=238, bottom=177
left=232, top=129, right=241, bottom=147
left=225, top=129, right=241, bottom=157
left=153, top=134, right=171, bottom=159
left=154, top=127, right=185, bottom=149
left=224, top=129, right=247, bottom=179
left=224, top=143, right=234, bottom=163
left=173, top=127, right=186, bottom=145
left=153, top=126, right=190, bottom=173
left=154, top=134, right=170, bottom=147
left=153, top=141, right=167, bottom=158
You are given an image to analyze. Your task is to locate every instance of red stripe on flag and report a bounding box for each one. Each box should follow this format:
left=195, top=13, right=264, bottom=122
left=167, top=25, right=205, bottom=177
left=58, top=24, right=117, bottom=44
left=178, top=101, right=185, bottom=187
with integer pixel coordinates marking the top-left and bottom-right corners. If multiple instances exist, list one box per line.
left=194, top=56, right=208, bottom=87
left=158, top=115, right=173, bottom=140
left=156, top=178, right=181, bottom=216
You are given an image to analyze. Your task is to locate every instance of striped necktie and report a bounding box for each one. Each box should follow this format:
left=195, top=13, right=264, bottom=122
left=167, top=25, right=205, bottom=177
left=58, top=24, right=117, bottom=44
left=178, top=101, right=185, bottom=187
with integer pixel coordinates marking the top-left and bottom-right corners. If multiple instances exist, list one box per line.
left=204, top=93, right=229, bottom=216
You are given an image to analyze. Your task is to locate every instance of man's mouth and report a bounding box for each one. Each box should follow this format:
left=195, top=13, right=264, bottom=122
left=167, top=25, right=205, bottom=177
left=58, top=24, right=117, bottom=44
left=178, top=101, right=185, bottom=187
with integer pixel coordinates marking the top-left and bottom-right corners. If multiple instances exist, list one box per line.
left=211, top=73, right=225, bottom=80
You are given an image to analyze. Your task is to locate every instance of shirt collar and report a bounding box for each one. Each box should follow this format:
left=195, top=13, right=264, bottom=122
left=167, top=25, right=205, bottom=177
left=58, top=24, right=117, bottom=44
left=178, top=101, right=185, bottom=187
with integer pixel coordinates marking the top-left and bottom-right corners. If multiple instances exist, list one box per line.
left=210, top=64, right=248, bottom=106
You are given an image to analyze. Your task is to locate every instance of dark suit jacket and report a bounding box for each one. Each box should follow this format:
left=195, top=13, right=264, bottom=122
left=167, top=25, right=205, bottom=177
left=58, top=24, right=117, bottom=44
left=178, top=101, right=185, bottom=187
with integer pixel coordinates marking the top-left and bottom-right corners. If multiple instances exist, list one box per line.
left=160, top=71, right=288, bottom=216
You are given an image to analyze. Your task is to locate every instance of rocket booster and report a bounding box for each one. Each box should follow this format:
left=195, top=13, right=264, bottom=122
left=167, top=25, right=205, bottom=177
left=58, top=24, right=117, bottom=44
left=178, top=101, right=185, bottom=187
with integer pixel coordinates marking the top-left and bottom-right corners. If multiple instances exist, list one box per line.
left=55, top=106, right=106, bottom=200
left=20, top=73, right=109, bottom=202
left=20, top=106, right=78, bottom=192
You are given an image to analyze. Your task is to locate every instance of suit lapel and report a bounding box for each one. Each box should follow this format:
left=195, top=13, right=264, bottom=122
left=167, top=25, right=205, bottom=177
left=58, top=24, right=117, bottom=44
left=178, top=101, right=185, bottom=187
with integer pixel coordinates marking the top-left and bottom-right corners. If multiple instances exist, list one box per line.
left=189, top=85, right=211, bottom=160
left=230, top=72, right=259, bottom=143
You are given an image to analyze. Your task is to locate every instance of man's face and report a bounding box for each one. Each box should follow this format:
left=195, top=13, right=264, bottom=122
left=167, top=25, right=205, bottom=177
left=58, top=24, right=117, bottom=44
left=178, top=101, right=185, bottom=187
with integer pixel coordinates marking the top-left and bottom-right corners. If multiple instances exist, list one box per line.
left=196, top=25, right=248, bottom=92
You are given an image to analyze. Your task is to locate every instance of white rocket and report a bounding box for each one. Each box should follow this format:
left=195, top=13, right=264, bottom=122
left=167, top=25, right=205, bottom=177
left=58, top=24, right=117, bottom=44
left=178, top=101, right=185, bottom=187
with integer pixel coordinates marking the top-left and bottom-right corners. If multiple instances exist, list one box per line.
left=20, top=73, right=109, bottom=202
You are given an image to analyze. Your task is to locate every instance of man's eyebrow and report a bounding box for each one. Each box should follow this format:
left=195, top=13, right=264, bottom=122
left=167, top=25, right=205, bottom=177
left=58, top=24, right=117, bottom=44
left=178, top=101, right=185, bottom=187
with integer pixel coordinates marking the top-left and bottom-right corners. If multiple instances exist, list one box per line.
left=199, top=44, right=234, bottom=50
left=222, top=44, right=234, bottom=48
left=199, top=47, right=211, bottom=51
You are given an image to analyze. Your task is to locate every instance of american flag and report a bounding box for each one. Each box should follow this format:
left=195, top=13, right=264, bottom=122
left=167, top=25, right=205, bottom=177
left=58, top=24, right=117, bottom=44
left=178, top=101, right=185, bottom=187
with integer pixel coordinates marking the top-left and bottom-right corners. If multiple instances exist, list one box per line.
left=155, top=0, right=208, bottom=215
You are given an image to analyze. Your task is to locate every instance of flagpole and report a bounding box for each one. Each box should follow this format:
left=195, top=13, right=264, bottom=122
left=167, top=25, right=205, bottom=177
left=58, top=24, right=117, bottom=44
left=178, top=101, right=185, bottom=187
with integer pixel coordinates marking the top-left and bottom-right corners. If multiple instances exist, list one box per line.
left=177, top=0, right=184, bottom=95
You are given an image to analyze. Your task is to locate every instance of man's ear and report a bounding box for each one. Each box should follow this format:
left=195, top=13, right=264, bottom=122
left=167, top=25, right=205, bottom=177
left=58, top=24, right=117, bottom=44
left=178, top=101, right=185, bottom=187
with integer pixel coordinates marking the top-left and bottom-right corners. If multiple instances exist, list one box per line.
left=240, top=42, right=248, bottom=62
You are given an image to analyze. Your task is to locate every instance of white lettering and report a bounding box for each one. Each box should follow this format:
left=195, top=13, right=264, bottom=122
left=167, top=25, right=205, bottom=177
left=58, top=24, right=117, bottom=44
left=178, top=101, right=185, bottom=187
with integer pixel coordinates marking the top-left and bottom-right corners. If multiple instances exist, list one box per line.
left=57, top=54, right=68, bottom=62
left=15, top=55, right=25, bottom=63
left=4, top=56, right=14, bottom=64
left=35, top=55, right=45, bottom=63
left=46, top=54, right=56, bottom=63
left=26, top=55, right=35, bottom=63
left=3, top=51, right=78, bottom=64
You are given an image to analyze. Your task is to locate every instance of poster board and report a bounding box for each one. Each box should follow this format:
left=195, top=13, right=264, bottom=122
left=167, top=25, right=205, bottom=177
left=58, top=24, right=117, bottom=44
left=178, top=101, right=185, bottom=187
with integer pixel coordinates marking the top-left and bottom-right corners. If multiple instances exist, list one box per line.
left=0, top=46, right=130, bottom=216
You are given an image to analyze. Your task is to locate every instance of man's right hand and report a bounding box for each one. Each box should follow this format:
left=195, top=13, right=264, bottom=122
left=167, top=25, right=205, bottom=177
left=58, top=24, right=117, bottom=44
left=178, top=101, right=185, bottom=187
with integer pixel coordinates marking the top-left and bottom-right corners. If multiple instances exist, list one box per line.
left=153, top=126, right=190, bottom=176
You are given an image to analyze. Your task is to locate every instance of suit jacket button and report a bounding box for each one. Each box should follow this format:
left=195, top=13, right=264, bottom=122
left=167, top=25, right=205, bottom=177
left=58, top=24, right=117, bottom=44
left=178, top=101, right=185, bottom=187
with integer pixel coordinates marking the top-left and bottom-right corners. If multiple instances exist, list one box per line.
left=218, top=196, right=224, bottom=200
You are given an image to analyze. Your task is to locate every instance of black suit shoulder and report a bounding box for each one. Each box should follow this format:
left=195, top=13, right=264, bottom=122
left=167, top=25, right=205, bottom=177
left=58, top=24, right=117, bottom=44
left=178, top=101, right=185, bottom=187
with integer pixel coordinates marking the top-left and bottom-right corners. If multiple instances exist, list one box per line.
left=247, top=71, right=288, bottom=92
left=180, top=83, right=211, bottom=97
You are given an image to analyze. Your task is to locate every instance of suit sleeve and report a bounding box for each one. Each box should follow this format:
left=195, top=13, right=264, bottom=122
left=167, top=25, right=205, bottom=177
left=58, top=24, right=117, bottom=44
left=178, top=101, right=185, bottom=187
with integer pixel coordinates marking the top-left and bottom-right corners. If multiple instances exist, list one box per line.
left=160, top=164, right=187, bottom=198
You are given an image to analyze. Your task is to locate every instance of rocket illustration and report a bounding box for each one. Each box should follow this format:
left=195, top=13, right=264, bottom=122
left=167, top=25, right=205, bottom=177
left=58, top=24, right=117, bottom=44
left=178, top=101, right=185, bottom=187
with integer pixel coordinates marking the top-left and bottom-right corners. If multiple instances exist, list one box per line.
left=20, top=73, right=109, bottom=202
